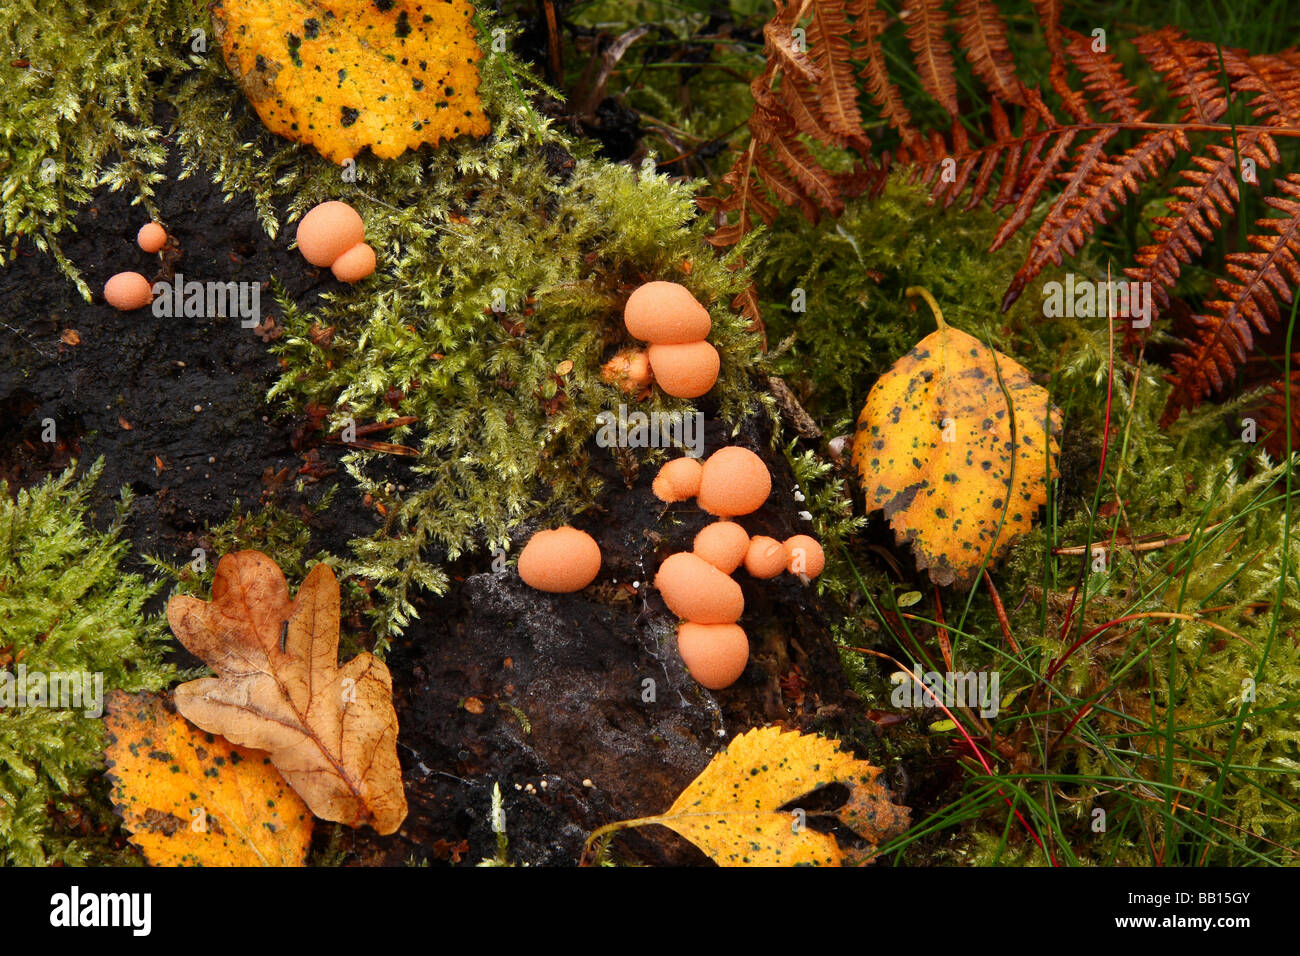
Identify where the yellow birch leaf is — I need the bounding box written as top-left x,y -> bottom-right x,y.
212,0 -> 491,164
589,726 -> 908,867
852,287 -> 1062,586
104,691 -> 313,866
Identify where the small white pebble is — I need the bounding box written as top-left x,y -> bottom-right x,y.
798,511 -> 813,521
582,779 -> 593,788
514,783 -> 522,790
193,404 -> 203,413
208,456 -> 216,464
793,490 -> 806,502
539,780 -> 548,789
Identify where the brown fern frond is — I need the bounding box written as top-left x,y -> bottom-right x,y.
901,0 -> 960,119
1006,130 -> 1185,307
806,0 -> 872,149
700,0 -> 869,247
751,141 -> 821,222
752,102 -> 845,214
1255,366 -> 1300,459
698,141 -> 774,248
1030,0 -> 1090,124
1126,134 -> 1279,320
955,0 -> 1027,107
1164,174 -> 1300,423
762,7 -> 820,85
1219,49 -> 1300,127
1133,27 -> 1228,124
850,0 -> 925,156
1063,28 -> 1142,122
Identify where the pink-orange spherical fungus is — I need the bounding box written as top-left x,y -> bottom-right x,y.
692,521 -> 750,574
330,242 -> 376,283
676,622 -> 749,689
623,281 -> 711,344
647,341 -> 719,398
784,534 -> 825,578
696,446 -> 771,517
744,536 -> 787,579
517,526 -> 601,593
137,222 -> 167,253
296,201 -> 366,267
103,272 -> 154,311
654,552 -> 744,624
652,457 -> 704,503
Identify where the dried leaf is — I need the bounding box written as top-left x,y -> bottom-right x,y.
212,0 -> 491,164
168,551 -> 407,834
852,288 -> 1061,586
592,726 -> 907,867
104,691 -> 312,866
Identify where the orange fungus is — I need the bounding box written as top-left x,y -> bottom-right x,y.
692,521 -> 750,574
623,281 -> 711,344
696,446 -> 771,517
103,272 -> 154,311
676,622 -> 749,689
517,526 -> 602,593
654,552 -> 744,624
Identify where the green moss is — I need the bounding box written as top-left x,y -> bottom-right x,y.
0,0 -> 203,296
0,460 -> 173,865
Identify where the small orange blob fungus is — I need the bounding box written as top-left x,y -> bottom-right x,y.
103,272 -> 154,311
654,552 -> 744,624
330,242 -> 376,283
600,348 -> 653,394
696,446 -> 771,517
652,457 -> 704,503
692,521 -> 750,574
296,200 -> 366,268
676,622 -> 749,690
517,526 -> 602,593
743,535 -> 787,579
647,341 -> 719,398
624,281 -> 711,344
784,534 -> 826,578
137,222 -> 167,253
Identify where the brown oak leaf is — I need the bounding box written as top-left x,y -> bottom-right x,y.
168,551 -> 407,834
